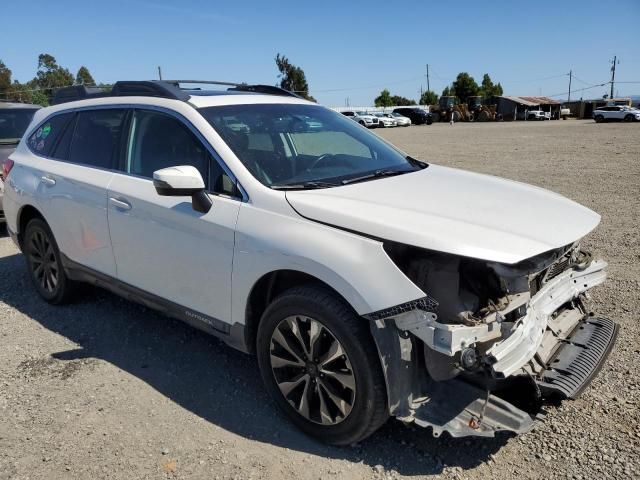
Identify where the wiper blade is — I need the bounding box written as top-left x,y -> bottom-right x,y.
341,169 -> 409,185
271,181 -> 340,190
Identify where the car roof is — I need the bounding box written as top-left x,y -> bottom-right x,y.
0,101 -> 41,110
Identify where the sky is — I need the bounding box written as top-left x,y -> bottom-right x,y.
2,0 -> 639,106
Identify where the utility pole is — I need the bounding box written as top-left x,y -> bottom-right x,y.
426,64 -> 430,92
158,66 -> 163,80
567,70 -> 572,102
609,56 -> 617,100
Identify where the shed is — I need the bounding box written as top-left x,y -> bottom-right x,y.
492,96 -> 562,120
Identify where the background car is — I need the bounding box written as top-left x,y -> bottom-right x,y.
390,112 -> 411,126
341,110 -> 379,128
0,102 -> 41,223
373,112 -> 397,127
527,109 -> 551,121
392,107 -> 433,125
593,105 -> 640,123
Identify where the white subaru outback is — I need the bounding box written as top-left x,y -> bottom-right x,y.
3,80 -> 617,445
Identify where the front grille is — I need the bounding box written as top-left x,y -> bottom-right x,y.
545,258 -> 570,282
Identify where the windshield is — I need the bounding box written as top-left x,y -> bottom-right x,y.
199,104 -> 422,188
0,109 -> 38,143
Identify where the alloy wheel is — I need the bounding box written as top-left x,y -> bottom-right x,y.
28,228 -> 59,294
269,315 -> 356,425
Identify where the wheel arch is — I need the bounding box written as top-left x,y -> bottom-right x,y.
16,204 -> 47,249
243,269 -> 360,354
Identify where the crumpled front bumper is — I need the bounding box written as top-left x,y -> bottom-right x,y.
487,259 -> 608,378
369,258 -> 616,438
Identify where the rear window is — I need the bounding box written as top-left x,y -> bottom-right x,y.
27,113 -> 74,157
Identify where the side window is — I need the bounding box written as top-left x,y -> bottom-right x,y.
28,112 -> 74,157
69,109 -> 126,169
51,114 -> 77,160
128,110 -> 235,196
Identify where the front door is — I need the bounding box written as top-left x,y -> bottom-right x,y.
106,108 -> 240,326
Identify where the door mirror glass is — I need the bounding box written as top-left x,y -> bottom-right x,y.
153,165 -> 212,213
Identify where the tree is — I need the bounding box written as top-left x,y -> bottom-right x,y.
0,59 -> 12,98
390,95 -> 416,106
420,90 -> 438,106
275,53 -> 315,102
441,85 -> 453,97
451,72 -> 479,104
34,53 -> 73,100
75,66 -> 96,86
374,89 -> 393,107
479,73 -> 503,99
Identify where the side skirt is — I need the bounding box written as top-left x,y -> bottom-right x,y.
60,254 -> 250,353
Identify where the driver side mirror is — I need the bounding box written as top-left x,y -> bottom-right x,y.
153,165 -> 213,214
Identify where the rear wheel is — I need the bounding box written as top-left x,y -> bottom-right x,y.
24,218 -> 74,304
256,286 -> 388,445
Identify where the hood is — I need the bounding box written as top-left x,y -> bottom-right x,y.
285,165 -> 600,264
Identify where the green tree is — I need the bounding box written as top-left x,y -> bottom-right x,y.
30,90 -> 49,107
390,95 -> 416,106
478,73 -> 503,99
0,59 -> 12,98
275,53 -> 315,102
419,90 -> 438,105
451,72 -> 479,104
374,89 -> 393,107
75,66 -> 96,86
34,53 -> 74,101
441,85 -> 453,97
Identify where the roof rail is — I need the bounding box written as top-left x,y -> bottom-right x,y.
52,85 -> 108,105
165,80 -> 302,99
51,79 -> 302,105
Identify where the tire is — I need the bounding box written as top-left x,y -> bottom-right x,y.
358,120 -> 365,126
256,286 -> 388,445
426,118 -> 433,125
594,115 -> 604,123
23,218 -> 75,304
624,114 -> 634,122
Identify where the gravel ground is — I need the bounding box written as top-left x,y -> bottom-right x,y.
1,119 -> 638,480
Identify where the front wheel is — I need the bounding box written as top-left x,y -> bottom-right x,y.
594,115 -> 604,123
624,114 -> 634,122
24,218 -> 75,304
256,286 -> 388,445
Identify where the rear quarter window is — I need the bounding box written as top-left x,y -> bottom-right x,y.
28,112 -> 75,157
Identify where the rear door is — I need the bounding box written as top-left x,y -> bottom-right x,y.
106,108 -> 241,326
31,108 -> 126,276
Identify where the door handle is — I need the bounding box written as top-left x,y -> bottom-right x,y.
40,175 -> 56,186
109,197 -> 132,211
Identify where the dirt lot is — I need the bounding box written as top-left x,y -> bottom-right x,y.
1,120 -> 639,480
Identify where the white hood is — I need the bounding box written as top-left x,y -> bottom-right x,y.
285,165 -> 600,264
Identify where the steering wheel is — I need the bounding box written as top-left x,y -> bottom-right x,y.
307,153 -> 335,172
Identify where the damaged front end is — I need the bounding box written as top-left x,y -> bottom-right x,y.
366,242 -> 618,438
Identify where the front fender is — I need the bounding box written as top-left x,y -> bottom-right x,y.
231,203 -> 425,326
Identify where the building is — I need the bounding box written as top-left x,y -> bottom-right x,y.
491,96 -> 562,120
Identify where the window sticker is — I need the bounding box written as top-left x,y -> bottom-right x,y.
42,124 -> 52,139
36,127 -> 43,138
36,140 -> 45,151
